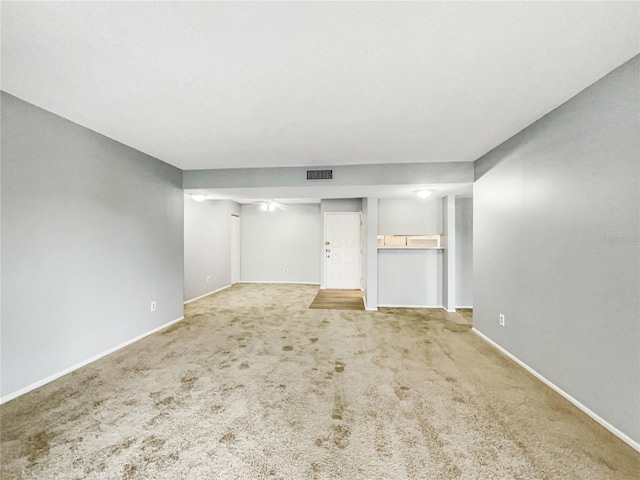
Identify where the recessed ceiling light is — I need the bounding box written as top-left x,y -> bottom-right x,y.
415,189 -> 432,199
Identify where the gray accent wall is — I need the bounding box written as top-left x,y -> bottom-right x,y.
184,199 -> 240,301
474,57 -> 639,444
240,203 -> 321,284
1,93 -> 184,399
455,198 -> 473,307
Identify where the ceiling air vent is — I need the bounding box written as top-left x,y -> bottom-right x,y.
306,169 -> 333,181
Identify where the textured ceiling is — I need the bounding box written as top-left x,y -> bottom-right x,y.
2,2 -> 638,171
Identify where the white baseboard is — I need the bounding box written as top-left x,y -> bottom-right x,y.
456,305 -> 474,309
363,296 -> 378,312
239,281 -> 320,285
184,284 -> 231,304
0,315 -> 185,405
370,304 -> 464,313
472,328 -> 640,453
378,303 -> 444,309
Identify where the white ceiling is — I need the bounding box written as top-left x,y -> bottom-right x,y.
2,2 -> 638,172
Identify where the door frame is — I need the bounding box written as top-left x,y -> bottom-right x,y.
322,212 -> 362,290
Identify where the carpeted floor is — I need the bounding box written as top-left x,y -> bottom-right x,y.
1,284 -> 638,479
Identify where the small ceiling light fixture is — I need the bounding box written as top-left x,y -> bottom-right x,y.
191,194 -> 206,202
260,200 -> 280,212
415,189 -> 432,199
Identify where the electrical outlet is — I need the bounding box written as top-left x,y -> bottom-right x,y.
284,268 -> 289,273
499,313 -> 505,326
151,301 -> 157,312
207,276 -> 211,283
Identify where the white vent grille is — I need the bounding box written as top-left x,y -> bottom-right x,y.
306,169 -> 333,181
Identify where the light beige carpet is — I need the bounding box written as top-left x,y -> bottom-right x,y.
1,284 -> 638,479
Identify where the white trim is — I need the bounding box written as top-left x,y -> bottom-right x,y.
239,281 -> 320,285
363,295 -> 378,312
374,304 -> 462,312
455,305 -> 474,309
1,315 -> 185,405
378,303 -> 444,309
184,284 -> 231,304
472,328 -> 640,453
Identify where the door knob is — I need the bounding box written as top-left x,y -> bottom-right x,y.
326,249 -> 331,252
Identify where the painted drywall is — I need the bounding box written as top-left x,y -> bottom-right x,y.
362,198 -> 378,310
184,162 -> 474,189
320,198 -> 362,214
455,198 -> 473,307
240,203 -> 321,283
474,56 -> 639,445
378,197 -> 442,235
441,196 -> 456,312
1,92 -> 184,399
378,249 -> 442,307
184,199 -> 240,301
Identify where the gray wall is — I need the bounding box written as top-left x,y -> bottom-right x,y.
378,250 -> 442,307
240,203 -> 321,283
320,198 -> 362,214
378,197 -> 442,235
362,198 -> 378,310
184,198 -> 240,301
184,162 -> 473,189
1,92 -> 184,399
474,57 -> 639,444
455,198 -> 473,307
441,196 -> 456,311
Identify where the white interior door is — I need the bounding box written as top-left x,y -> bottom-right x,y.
324,212 -> 362,289
230,215 -> 240,284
